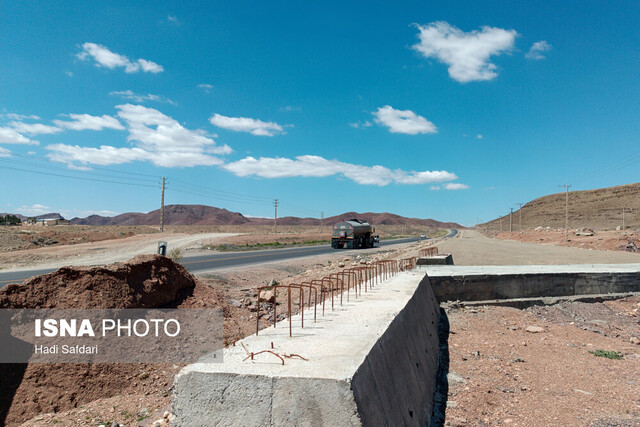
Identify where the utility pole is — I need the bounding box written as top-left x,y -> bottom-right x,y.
622,208 -> 626,231
509,208 -> 513,232
273,199 -> 279,233
558,184 -> 572,241
160,177 -> 166,232
517,203 -> 523,230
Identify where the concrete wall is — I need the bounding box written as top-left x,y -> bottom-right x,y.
172,272 -> 442,426
423,265 -> 640,302
351,274 -> 441,426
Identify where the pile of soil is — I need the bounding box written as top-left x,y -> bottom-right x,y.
0,254 -> 196,309
0,255 -> 244,426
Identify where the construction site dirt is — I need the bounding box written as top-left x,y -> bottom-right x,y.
2,230 -> 639,426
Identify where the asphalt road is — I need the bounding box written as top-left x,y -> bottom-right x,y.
0,235 -> 437,288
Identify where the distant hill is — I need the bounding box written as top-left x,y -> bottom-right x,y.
66,204 -> 465,228
324,212 -> 465,228
70,205 -> 249,226
479,183 -> 640,232
0,212 -> 64,222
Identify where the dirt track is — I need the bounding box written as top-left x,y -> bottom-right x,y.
0,232 -> 240,272
439,230 -> 640,265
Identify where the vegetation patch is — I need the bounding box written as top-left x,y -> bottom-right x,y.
589,349 -> 623,360
204,240 -> 330,252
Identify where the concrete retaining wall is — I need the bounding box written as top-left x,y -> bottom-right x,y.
423,264 -> 640,302
351,275 -> 440,425
173,271 -> 441,426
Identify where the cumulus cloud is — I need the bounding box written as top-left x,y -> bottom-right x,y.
77,43 -> 164,73
110,90 -> 175,105
0,127 -> 38,145
209,113 -> 286,136
373,106 -> 437,135
53,114 -> 125,131
223,155 -> 458,186
47,104 -> 231,168
443,183 -> 469,190
9,122 -> 62,135
525,40 -> 552,60
413,21 -> 517,83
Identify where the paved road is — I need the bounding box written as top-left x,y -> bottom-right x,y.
0,236 -> 428,287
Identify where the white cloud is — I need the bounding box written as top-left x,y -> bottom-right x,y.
47,104 -> 231,168
279,105 -> 301,112
430,186 -> 440,191
110,90 -> 175,105
373,105 -> 437,135
9,121 -> 62,135
0,127 -> 38,145
0,147 -> 11,157
526,40 -> 552,60
53,114 -> 125,131
167,15 -> 180,25
65,71 -> 73,77
197,84 -> 213,93
77,42 -> 164,74
443,183 -> 469,190
476,134 -> 483,139
19,204 -> 52,216
209,113 -> 286,136
413,21 -> 517,83
349,121 -> 372,129
5,113 -> 40,121
223,155 -> 458,186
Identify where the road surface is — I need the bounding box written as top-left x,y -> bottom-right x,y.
0,235 -> 430,287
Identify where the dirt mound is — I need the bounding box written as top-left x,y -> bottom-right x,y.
0,255 -> 207,425
0,254 -> 196,309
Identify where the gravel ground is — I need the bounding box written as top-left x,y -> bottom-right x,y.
438,230 -> 640,426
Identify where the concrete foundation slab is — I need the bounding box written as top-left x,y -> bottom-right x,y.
417,254 -> 454,265
422,264 -> 640,302
173,271 -> 441,426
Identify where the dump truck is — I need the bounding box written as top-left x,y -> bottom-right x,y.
331,219 -> 378,249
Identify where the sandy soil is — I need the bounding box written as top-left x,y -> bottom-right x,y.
0,232 -> 241,272
438,230 -> 640,265
489,228 -> 640,253
443,298 -> 640,426
12,229 -> 640,426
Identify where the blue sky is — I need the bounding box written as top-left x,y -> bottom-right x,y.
1,1 -> 639,226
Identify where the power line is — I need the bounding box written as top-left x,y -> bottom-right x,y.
574,149 -> 640,185
3,153 -> 161,180
169,186 -> 272,206
160,177 -> 166,232
0,164 -> 158,188
273,199 -> 279,233
0,157 -> 159,184
170,179 -> 273,202
558,184 -> 572,241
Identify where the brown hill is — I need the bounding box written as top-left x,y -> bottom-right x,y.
479,183 -> 640,233
70,204 -> 464,229
325,212 -> 465,228
71,205 -> 249,226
